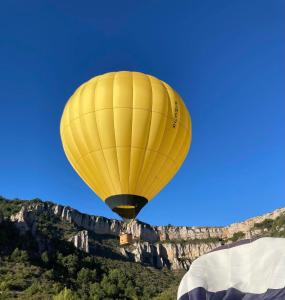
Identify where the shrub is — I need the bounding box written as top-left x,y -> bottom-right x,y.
10,248 -> 29,263
0,280 -> 9,291
25,282 -> 42,296
53,287 -> 76,300
230,231 -> 245,242
41,251 -> 50,265
254,219 -> 274,229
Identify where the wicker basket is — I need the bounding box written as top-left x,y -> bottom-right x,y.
119,233 -> 133,245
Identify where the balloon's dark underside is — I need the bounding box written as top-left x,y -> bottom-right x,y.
179,287 -> 285,300
105,194 -> 148,220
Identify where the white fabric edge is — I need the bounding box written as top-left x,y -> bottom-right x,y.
177,237 -> 285,298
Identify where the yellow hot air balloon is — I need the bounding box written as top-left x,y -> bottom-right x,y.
60,71 -> 191,221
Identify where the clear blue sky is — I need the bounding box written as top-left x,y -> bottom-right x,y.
0,0 -> 284,226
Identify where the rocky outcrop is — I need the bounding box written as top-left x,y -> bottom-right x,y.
10,206 -> 37,234
68,230 -> 89,253
52,204 -> 122,236
120,240 -> 221,270
10,204 -> 50,253
9,200 -> 285,270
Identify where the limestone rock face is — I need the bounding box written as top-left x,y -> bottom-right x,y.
10,204 -> 48,252
9,201 -> 285,270
68,230 -> 89,253
52,204 -> 122,236
10,206 -> 36,234
120,240 -> 220,270
155,225 -> 224,241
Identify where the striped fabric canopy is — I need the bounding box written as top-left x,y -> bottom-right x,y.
177,237 -> 285,300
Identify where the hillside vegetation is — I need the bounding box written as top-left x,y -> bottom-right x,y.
0,197 -> 184,300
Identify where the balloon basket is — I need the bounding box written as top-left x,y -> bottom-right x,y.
119,233 -> 133,246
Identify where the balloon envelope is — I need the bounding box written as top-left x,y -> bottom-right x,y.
178,237 -> 285,300
60,71 -> 191,220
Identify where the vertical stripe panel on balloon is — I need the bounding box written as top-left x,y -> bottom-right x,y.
130,109 -> 152,193
145,158 -> 175,199
148,75 -> 169,116
78,80 -> 101,154
135,120 -> 169,198
138,152 -> 167,196
131,75 -> 153,197
64,121 -> 109,198
90,150 -> 115,196
148,123 -> 189,198
142,86 -> 181,197
76,155 -> 106,198
148,125 -> 190,199
82,154 -> 107,199
61,129 -> 100,197
64,126 -> 81,162
141,117 -> 177,195
129,72 -> 152,194
148,128 -> 191,199
79,79 -> 98,115
60,102 -> 70,130
68,85 -> 83,120
136,82 -> 171,192
94,74 -> 114,111
132,72 -> 152,110
69,82 -> 113,199
145,77 -> 169,152
96,110 -> 117,149
69,119 -> 89,158
113,73 -> 133,193
134,79 -> 169,198
94,86 -> 117,196
102,148 -> 122,195
80,113 -> 101,153
167,93 -> 187,160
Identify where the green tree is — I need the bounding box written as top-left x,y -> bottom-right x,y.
108,269 -> 128,290
57,254 -> 79,276
90,282 -> 106,300
77,267 -> 97,285
100,275 -> 119,298
124,280 -> 137,299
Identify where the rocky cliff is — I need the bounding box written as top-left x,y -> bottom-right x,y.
9,200 -> 285,270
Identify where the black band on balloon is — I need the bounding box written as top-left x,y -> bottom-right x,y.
105,194 -> 148,220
